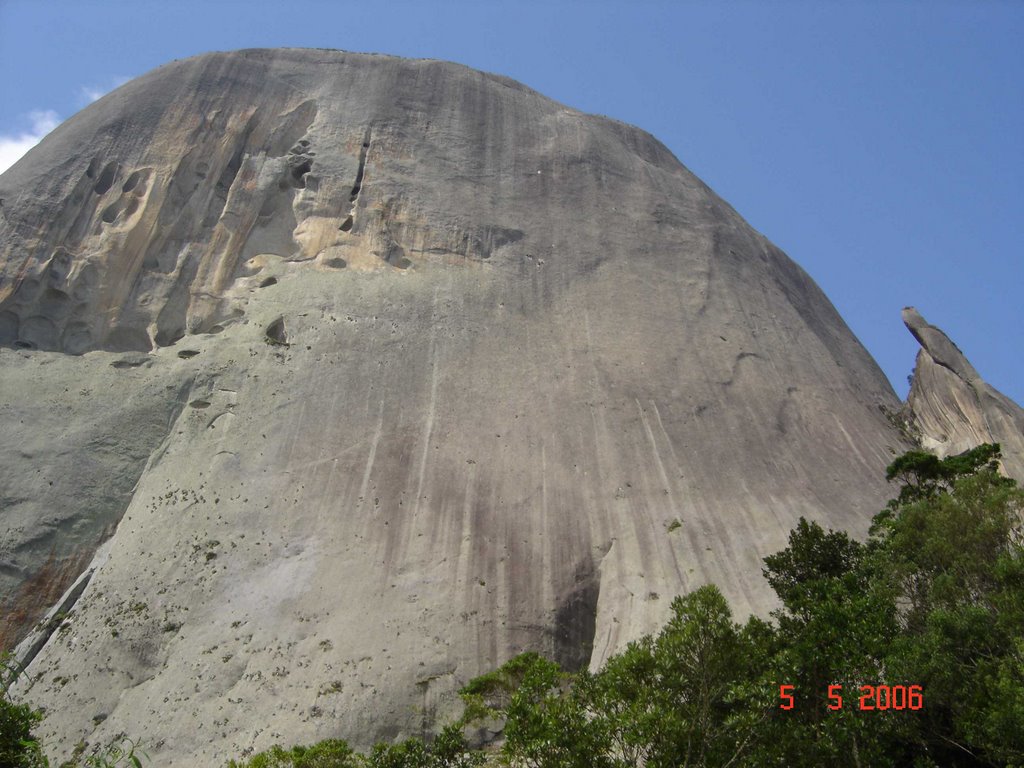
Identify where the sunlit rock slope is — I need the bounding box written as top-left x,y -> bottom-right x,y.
903,307 -> 1024,480
0,48 -> 985,763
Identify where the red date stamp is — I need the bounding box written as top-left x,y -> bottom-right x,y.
779,684 -> 923,711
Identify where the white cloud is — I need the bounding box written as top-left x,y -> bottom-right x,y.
0,75 -> 132,176
0,110 -> 61,175
80,86 -> 106,103
78,76 -> 131,105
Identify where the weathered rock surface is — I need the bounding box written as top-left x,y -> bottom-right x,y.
0,348 -> 190,647
904,307 -> 1024,480
0,48 -> 984,763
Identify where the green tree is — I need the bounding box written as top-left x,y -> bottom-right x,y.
469,652 -> 608,768
879,443 -> 1007,510
577,638 -> 659,767
579,585 -> 772,768
756,519 -> 900,767
363,726 -> 483,768
225,739 -> 359,768
458,652 -> 555,724
873,446 -> 1024,766
644,585 -> 759,767
363,739 -> 431,768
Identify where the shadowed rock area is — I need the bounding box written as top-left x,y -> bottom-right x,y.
0,48 -> 1014,764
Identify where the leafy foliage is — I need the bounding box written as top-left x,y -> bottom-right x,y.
363,726 -> 483,768
872,446 -> 1024,766
881,442 -> 1007,508
225,739 -> 359,768
226,728 -> 481,768
2,653 -> 46,768
72,738 -> 147,768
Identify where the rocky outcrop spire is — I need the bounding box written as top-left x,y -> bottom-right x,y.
904,307 -> 1024,479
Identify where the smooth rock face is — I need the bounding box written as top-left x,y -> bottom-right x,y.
0,348 -> 190,648
903,307 -> 1024,480
1,48 -> 923,763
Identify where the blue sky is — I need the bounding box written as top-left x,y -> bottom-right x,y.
1,0 -> 1021,405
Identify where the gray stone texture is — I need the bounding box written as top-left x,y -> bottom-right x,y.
0,49 -> 1013,763
903,307 -> 1024,479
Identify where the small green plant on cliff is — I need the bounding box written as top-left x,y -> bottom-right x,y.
2,656 -> 147,768
1,652 -> 46,768
225,739 -> 359,768
53,738 -> 148,768
878,402 -> 922,448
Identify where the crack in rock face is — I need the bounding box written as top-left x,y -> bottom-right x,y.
2,48 -> 1019,765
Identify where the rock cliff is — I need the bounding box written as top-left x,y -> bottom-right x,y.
0,49 -> 1011,763
903,307 -> 1024,480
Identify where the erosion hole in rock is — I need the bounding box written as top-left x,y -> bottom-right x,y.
122,171 -> 142,193
178,349 -> 200,359
72,264 -> 99,301
100,202 -> 122,224
47,249 -> 73,284
13,340 -> 35,350
110,354 -> 149,369
0,311 -> 19,343
348,130 -> 371,202
384,244 -> 412,270
14,277 -> 41,304
259,277 -> 278,288
290,159 -> 313,189
41,288 -> 70,305
85,157 -> 101,179
215,148 -> 244,198
339,215 -> 353,232
93,162 -> 117,195
189,400 -> 211,409
39,289 -> 72,321
324,258 -> 347,269
62,323 -> 93,355
105,326 -> 152,352
21,315 -> 58,349
265,317 -> 288,345
155,327 -> 185,347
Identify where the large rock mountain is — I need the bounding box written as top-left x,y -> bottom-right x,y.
0,49 -> 1018,764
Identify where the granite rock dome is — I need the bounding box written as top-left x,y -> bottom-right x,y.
1,49 -> 1015,764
